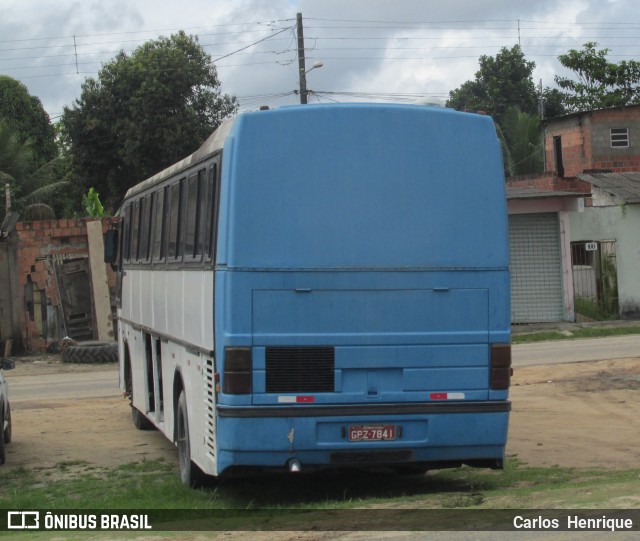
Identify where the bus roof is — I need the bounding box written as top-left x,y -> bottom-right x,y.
123,103 -> 487,201
124,115 -> 237,199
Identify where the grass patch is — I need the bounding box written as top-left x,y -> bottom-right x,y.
1,459 -> 639,533
574,296 -> 618,321
2,458 -> 639,519
512,325 -> 640,343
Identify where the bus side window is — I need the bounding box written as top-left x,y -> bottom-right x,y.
168,179 -> 185,261
122,204 -> 131,263
194,168 -> 208,258
130,199 -> 141,262
139,193 -> 153,263
185,172 -> 199,259
204,161 -> 218,261
153,187 -> 167,262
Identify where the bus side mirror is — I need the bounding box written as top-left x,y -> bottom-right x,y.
104,229 -> 119,265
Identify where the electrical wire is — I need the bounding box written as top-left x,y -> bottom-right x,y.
4,14 -> 640,118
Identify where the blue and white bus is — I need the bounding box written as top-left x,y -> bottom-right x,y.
111,103 -> 511,485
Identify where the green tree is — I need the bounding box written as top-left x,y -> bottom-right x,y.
447,45 -> 538,125
62,31 -> 238,209
555,42 -> 640,112
0,76 -> 57,164
0,120 -> 68,221
447,46 -> 553,175
540,87 -> 568,119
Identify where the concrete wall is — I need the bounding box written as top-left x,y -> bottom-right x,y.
569,198 -> 640,318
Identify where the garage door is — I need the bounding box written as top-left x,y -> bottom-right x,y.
509,213 -> 564,323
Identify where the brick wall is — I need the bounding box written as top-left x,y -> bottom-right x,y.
545,107 -> 640,176
13,217 -> 117,352
507,172 -> 592,194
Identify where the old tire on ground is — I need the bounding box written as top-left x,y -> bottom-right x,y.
61,341 -> 118,364
177,391 -> 206,487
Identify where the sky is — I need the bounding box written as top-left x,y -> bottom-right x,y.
1,0 -> 639,121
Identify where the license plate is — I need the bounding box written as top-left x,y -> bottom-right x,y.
348,424 -> 397,442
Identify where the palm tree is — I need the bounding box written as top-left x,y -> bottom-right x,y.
499,107 -> 544,177
0,119 -> 69,221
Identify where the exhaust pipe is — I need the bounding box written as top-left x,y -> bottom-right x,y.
288,458 -> 302,473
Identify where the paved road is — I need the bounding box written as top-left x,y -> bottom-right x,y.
9,367 -> 119,403
512,334 -> 640,367
8,334 -> 639,402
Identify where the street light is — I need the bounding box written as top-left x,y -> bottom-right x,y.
306,61 -> 324,74
299,61 -> 323,104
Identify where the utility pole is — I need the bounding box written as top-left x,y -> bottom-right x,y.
539,79 -> 546,171
297,12 -> 308,104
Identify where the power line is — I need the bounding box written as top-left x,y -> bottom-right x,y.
0,20 -> 295,44
0,29 -> 291,54
210,26 -> 293,62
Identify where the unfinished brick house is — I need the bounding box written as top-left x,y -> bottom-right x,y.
547,105 -> 640,319
0,216 -> 117,353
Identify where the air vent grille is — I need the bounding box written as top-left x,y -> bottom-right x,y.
266,347 -> 335,393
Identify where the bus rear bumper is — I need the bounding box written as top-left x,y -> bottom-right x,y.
214,405 -> 509,476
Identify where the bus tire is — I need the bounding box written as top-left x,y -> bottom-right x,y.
123,354 -> 155,431
61,341 -> 118,364
3,402 -> 11,444
0,407 -> 6,465
131,406 -> 154,430
177,390 -> 206,488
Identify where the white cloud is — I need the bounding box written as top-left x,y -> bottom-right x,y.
1,0 -> 638,116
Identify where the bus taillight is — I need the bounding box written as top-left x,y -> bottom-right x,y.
490,344 -> 512,390
223,347 -> 252,394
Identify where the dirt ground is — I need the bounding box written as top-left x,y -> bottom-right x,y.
2,354 -> 640,476
3,356 -> 178,474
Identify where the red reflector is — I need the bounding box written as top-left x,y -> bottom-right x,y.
430,393 -> 447,400
296,396 -> 315,403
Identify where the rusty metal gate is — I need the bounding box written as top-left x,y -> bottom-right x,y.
54,256 -> 95,340
571,240 -> 619,320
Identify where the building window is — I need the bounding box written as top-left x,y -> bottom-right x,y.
610,128 -> 629,148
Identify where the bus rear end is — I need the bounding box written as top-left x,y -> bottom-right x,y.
213,103 -> 510,475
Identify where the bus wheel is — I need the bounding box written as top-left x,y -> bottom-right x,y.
0,408 -> 6,465
125,359 -> 154,431
3,402 -> 11,444
177,391 -> 206,487
131,406 -> 154,430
